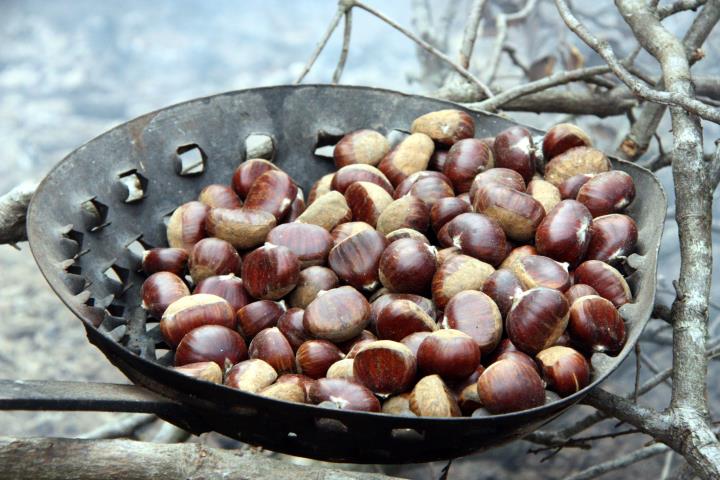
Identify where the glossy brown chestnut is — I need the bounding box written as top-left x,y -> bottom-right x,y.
378,133 -> 435,186
535,200 -> 593,266
569,295 -> 626,355
378,238 -> 437,294
244,170 -> 298,220
429,148 -> 448,172
331,164 -> 394,195
337,330 -> 378,354
248,327 -> 296,374
576,170 -> 636,217
457,383 -> 484,415
206,207 -> 276,250
303,286 -> 370,342
173,361 -> 223,384
558,173 -> 593,200
385,228 -> 430,245
397,173 -> 455,207
242,244 -> 300,300
394,171 -> 451,197
188,237 -> 242,284
330,221 -> 374,246
430,197 -> 472,234
142,248 -> 188,276
275,308 -> 310,351
353,340 -> 417,395
409,375 -> 461,417
231,159 -> 279,199
225,359 -> 277,393
333,129 -> 391,168
472,184 -> 545,242
431,254 -> 495,310
237,300 -> 286,339
481,269 -> 524,319
469,168 -> 526,203
564,284 -> 599,306
445,213 -> 507,267
175,324 -> 247,368
198,184 -> 243,209
436,222 -> 453,248
417,330 -> 480,381
493,126 -> 536,183
259,381 -> 307,403
510,255 -> 571,291
476,359 -> 545,414
544,146 -> 611,187
536,346 -> 591,397
166,201 -> 209,251
344,181 -> 394,227
141,271 -> 190,319
495,350 -> 538,373
281,189 -> 306,222
160,293 -> 235,347
376,195 -> 430,235
506,287 -> 570,355
295,339 -> 344,379
287,266 -> 339,309
309,378 -> 381,412
484,338 -> 519,365
368,293 -> 436,334
328,228 -> 388,292
382,393 -> 415,416
542,123 -> 592,161
410,109 -> 475,145
267,223 -> 333,268
585,214 -> 638,264
527,178 -> 561,214
376,299 -> 438,341
307,173 -> 334,204
574,260 -> 632,307
443,139 -> 494,193
296,191 -> 352,231
400,331 -> 432,357
194,274 -> 251,313
443,290 -> 503,355
499,245 -> 537,270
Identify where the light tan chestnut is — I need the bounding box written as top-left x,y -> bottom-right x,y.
296,191 -> 352,231
303,286 -> 371,342
173,361 -> 223,384
376,195 -> 430,235
381,392 -> 415,416
224,359 -> 278,393
258,381 -> 307,403
431,254 -> 495,310
206,207 -> 276,250
527,179 -> 561,214
410,109 -> 475,146
326,358 -> 356,380
334,129 -> 391,168
409,374 -> 461,417
544,146 -> 611,187
307,173 -> 334,205
378,133 -> 435,186
473,184 -> 545,242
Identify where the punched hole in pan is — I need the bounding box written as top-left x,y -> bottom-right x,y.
314,128 -> 344,161
314,417 -> 349,434
390,428 -> 425,443
117,170 -> 148,203
245,133 -> 275,160
79,198 -> 109,231
176,144 -> 206,176
387,128 -> 410,148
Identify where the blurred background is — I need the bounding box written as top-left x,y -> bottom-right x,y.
1,0 -> 720,478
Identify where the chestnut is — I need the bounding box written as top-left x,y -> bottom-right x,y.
328,228 -> 388,292
175,324 -> 247,369
536,346 -> 591,397
173,361 -> 223,384
330,221 -> 374,246
344,181 -> 394,227
231,158 -> 278,199
378,133 -> 435,186
576,170 -> 636,217
443,290 -> 503,355
535,200 -> 593,266
237,300 -> 286,339
544,146 -> 611,187
141,271 -> 190,319
287,266 -> 339,309
469,168 -> 526,202
378,238 -> 437,294
409,375 -> 461,417
510,255 -> 571,291
376,195 -> 430,235
188,237 -> 242,284
457,383 -> 484,415
160,293 -> 236,347
457,192 -> 471,205
382,393 -> 415,416
410,109 -> 475,145
326,358 -> 356,380
499,245 -> 537,270
331,164 -> 394,195
307,173 -> 334,204
445,213 -> 507,267
585,214 -> 638,264
569,295 -> 626,355
481,269 -> 524,319
430,197 -> 472,234
376,299 -> 438,341
564,284 -> 599,306
206,207 -> 276,250
431,254 -> 495,310
309,378 -> 381,412
506,287 -> 569,355
276,308 -> 310,351
166,201 -> 209,251
394,170 -> 451,196
385,228 -> 430,245
484,338 -> 519,364
303,286 -> 370,342
443,139 -> 494,193
368,293 -> 436,334
436,222 -> 453,248
244,170 -> 298,220
333,129 -> 390,168
249,327 -> 296,374
296,191 -> 352,231
495,350 -> 538,373
337,330 -> 378,354
417,330 -> 480,381
558,173 -> 593,199
397,173 -> 455,207
194,274 -> 251,313
542,123 -> 592,161
142,248 -> 188,276
574,260 -> 632,307
436,246 -> 461,265
353,340 -> 417,395
493,126 -> 536,183
266,223 -> 333,268
242,244 -> 300,300
225,359 -> 278,393
276,373 -> 316,401
429,148 -> 449,172
476,359 -> 545,414
198,184 -> 243,209
281,189 -> 306,222
259,381 -> 306,403
527,179 -> 561,214
295,339 -> 344,379
472,184 -> 545,242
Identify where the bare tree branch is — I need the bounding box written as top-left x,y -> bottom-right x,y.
295,4 -> 346,84
77,414 -> 156,440
458,0 -> 487,69
332,10 -> 353,84
657,0 -> 707,18
564,443 -> 670,480
0,182 -> 35,246
485,0 -> 539,85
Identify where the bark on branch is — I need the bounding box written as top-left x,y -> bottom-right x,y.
0,182 -> 35,245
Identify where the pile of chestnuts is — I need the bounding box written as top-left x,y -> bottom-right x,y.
140,110 -> 637,417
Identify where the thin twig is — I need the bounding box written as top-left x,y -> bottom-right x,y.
658,0 -> 708,18
332,10 -> 353,84
634,343 -> 642,402
564,444 -> 669,480
458,0 -> 487,69
294,5 -> 346,84
485,0 -> 539,84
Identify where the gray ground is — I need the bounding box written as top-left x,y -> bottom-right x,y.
1,1 -> 720,478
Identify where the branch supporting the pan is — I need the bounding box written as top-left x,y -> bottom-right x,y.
0,182 -> 35,246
